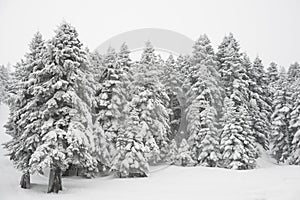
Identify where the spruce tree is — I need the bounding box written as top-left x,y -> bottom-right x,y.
220,98 -> 257,169
161,55 -> 182,139
111,99 -> 149,177
217,33 -> 257,169
271,72 -> 292,163
288,78 -> 300,165
287,62 -> 300,83
175,139 -> 195,166
247,56 -> 272,150
93,46 -> 127,171
4,32 -> 46,189
26,22 -> 98,193
186,35 -> 222,167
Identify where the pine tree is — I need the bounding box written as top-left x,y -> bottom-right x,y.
112,42 -> 170,175
111,100 -> 149,177
165,139 -> 178,163
93,46 -> 129,171
186,35 -> 222,167
288,78 -> 300,165
266,62 -> 280,97
287,62 -> 300,83
134,42 -> 170,164
271,72 -> 292,163
220,98 -> 257,169
4,32 -> 46,189
247,56 -> 272,150
267,62 -> 279,84
24,22 -> 98,193
0,64 -> 10,104
161,55 -> 182,139
175,139 -> 196,166
217,33 -> 258,169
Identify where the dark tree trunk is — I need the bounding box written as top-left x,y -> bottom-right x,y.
48,167 -> 62,193
20,172 -> 30,189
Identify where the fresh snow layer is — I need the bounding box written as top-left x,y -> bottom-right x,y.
1,105 -> 300,200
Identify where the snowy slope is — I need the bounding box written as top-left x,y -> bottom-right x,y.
0,104 -> 300,200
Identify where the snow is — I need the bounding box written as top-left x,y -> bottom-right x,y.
1,104 -> 300,200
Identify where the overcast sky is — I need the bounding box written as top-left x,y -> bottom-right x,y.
0,0 -> 299,68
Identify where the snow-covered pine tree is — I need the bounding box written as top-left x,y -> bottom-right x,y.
217,33 -> 258,169
271,71 -> 293,163
246,56 -> 272,150
111,98 -> 149,177
86,47 -> 104,79
287,62 -> 300,83
135,42 -> 170,164
220,98 -> 257,169
0,64 -> 10,104
267,62 -> 279,84
165,139 -> 178,163
266,62 -> 280,96
161,55 -> 182,140
186,34 -> 222,167
4,32 -> 46,189
25,22 -> 98,193
93,46 -> 128,172
140,40 -> 158,66
175,139 -> 196,166
288,78 -> 300,165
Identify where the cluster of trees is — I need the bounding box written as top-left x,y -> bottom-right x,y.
2,22 -> 300,193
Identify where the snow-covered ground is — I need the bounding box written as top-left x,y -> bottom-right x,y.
0,104 -> 300,200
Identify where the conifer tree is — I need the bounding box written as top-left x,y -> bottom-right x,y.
0,64 -> 10,104
93,46 -> 128,171
4,32 -> 46,189
271,72 -> 292,163
111,101 -> 149,177
220,98 -> 257,169
165,139 -> 178,163
288,78 -> 300,165
175,139 -> 195,166
247,56 -> 272,150
161,55 -> 182,139
25,22 -> 98,193
287,62 -> 300,83
217,33 -> 258,169
186,35 -> 222,167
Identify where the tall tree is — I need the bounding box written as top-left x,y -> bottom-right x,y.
186,35 -> 222,167
247,56 -> 272,150
4,32 -> 46,189
288,78 -> 300,165
271,71 -> 292,163
217,33 -> 258,169
161,55 -> 182,139
26,22 -> 98,193
93,46 -> 126,170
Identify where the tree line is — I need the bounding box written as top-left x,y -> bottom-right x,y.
1,21 -> 299,193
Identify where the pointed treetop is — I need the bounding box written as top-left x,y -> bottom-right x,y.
119,42 -> 130,55
218,33 -> 240,53
192,34 -> 214,64
287,62 -> 300,81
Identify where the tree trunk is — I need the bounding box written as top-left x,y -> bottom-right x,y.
48,167 -> 62,193
20,172 -> 30,189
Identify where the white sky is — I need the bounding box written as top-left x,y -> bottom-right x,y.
0,0 -> 299,68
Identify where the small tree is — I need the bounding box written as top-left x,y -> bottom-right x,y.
175,139 -> 196,166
